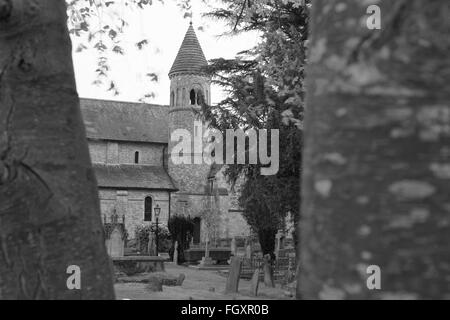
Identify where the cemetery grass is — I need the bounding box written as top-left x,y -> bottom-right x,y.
115,263 -> 291,300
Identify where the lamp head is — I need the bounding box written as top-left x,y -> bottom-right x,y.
154,204 -> 161,218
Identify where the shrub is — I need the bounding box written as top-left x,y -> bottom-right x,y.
135,224 -> 171,254
167,215 -> 194,264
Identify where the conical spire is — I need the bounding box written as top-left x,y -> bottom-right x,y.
169,24 -> 208,77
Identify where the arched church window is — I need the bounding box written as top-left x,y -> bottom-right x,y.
170,91 -> 174,106
144,196 -> 152,221
182,88 -> 186,105
193,218 -> 201,244
197,90 -> 203,105
134,151 -> 139,164
176,88 -> 181,106
190,89 -> 196,105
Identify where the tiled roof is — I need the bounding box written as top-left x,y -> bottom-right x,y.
93,164 -> 177,191
80,98 -> 169,143
169,23 -> 208,76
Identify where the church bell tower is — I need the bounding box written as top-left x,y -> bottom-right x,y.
168,23 -> 212,206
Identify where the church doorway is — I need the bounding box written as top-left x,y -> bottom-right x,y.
193,217 -> 201,245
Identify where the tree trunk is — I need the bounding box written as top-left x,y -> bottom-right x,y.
0,0 -> 115,299
299,0 -> 450,299
258,228 -> 277,261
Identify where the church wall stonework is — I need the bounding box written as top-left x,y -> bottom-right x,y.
89,24 -> 254,250
99,188 -> 170,238
167,69 -> 252,242
106,142 -> 119,164
168,163 -> 211,194
170,193 -> 251,243
89,140 -> 166,166
170,74 -> 211,107
221,210 -> 250,239
89,141 -> 107,163
118,142 -> 165,166
170,194 -> 208,217
168,73 -> 212,196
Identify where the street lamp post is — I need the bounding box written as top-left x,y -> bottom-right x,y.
154,204 -> 161,256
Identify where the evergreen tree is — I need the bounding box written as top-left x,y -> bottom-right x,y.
201,0 -> 308,259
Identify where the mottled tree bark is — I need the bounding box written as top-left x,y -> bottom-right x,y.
0,0 -> 115,299
299,0 -> 450,299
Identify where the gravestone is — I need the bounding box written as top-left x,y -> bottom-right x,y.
250,268 -> 260,297
245,242 -> 253,259
148,232 -> 156,256
275,233 -> 282,259
109,228 -> 124,257
275,231 -> 285,259
205,238 -> 210,258
200,256 -> 214,266
104,208 -> 127,258
231,237 -> 237,256
225,257 -> 242,294
173,241 -> 179,264
200,239 -> 214,266
176,273 -> 186,286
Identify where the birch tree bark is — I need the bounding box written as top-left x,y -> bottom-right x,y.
299,0 -> 450,299
0,0 -> 114,299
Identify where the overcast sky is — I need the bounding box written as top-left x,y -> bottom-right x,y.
71,0 -> 260,106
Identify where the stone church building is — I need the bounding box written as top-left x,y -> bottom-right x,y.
80,24 -> 250,244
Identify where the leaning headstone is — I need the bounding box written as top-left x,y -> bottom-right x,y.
225,257 -> 242,294
173,241 -> 179,264
263,254 -> 275,288
250,268 -> 260,296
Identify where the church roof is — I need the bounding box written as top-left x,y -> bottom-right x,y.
80,98 -> 169,143
93,164 -> 177,191
169,23 -> 208,77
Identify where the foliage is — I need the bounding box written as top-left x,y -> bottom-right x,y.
167,215 -> 195,264
103,223 -> 128,240
134,223 -> 171,254
200,0 -> 308,258
66,0 -> 190,99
